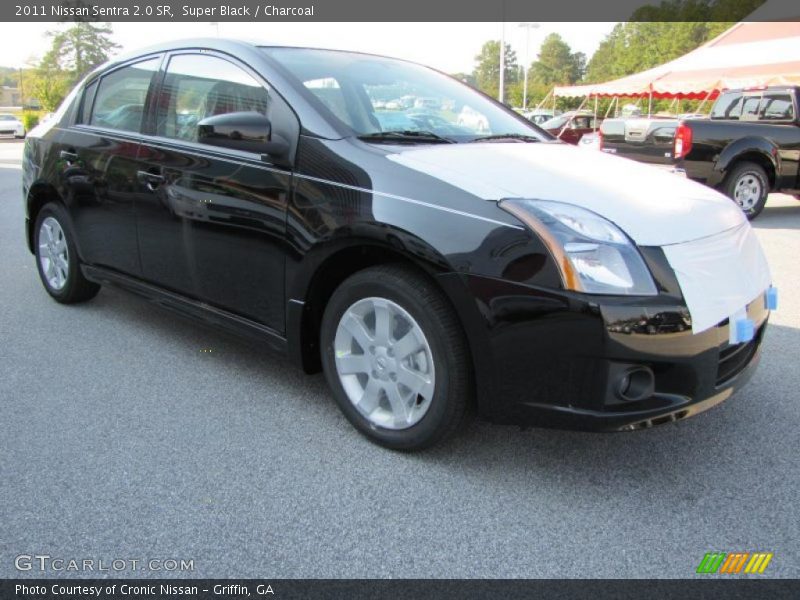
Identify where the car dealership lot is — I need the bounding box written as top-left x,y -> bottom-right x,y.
0,139 -> 798,578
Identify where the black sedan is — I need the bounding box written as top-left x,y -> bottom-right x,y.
22,39 -> 773,449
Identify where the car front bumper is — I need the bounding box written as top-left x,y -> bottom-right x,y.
444,270 -> 768,432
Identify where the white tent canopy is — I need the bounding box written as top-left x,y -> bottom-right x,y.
554,21 -> 800,99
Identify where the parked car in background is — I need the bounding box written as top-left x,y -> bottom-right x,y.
0,113 -> 25,138
598,117 -> 679,166
578,131 -> 601,151
541,111 -> 601,144
524,108 -> 561,125
405,111 -> 472,136
671,86 -> 800,218
456,105 -> 489,132
414,97 -> 440,110
595,87 -> 800,219
22,39 -> 772,450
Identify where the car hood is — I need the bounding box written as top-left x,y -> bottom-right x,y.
386,141 -> 746,246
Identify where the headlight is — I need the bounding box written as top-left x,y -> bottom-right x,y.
499,199 -> 657,296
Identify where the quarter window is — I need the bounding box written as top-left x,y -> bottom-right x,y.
89,58 -> 160,133
157,54 -> 270,144
710,91 -> 742,120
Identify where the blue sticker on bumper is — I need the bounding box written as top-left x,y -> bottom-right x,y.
735,318 -> 755,344
765,287 -> 778,311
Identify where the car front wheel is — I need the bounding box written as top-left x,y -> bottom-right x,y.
320,264 -> 472,450
34,203 -> 100,303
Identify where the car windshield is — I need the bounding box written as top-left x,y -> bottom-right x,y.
262,47 -> 544,142
0,115 -> 16,121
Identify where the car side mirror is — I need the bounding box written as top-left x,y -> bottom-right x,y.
197,111 -> 289,161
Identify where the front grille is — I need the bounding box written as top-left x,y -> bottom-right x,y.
716,333 -> 760,386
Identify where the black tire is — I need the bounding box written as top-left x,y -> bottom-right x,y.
722,161 -> 769,220
34,203 -> 100,304
320,264 -> 472,451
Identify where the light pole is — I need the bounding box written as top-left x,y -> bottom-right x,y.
18,67 -> 24,110
499,22 -> 505,103
518,22 -> 540,110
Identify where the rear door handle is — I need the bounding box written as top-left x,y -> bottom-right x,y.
137,170 -> 165,191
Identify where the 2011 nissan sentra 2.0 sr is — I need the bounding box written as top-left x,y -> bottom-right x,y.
22,39 -> 773,450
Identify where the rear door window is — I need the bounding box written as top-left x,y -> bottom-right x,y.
89,58 -> 160,133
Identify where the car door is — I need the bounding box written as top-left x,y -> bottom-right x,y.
55,55 -> 162,276
134,51 -> 297,333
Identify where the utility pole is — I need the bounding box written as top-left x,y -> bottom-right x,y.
18,67 -> 24,110
499,22 -> 505,103
518,22 -> 540,110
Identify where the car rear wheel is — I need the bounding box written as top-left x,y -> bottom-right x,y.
320,264 -> 472,450
723,161 -> 769,220
34,203 -> 100,304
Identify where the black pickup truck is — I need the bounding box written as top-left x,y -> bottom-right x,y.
599,86 -> 800,219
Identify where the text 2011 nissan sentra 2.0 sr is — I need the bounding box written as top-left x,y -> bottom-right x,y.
22,39 -> 775,450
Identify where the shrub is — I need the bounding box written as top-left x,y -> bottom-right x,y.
22,112 -> 40,132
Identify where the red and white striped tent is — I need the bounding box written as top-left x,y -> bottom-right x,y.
554,21 -> 800,100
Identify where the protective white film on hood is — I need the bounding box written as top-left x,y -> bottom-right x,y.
662,223 -> 771,334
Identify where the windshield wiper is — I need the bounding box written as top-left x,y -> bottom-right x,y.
468,133 -> 541,143
359,130 -> 455,144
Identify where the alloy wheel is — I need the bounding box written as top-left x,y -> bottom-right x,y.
333,297 -> 435,430
38,216 -> 70,291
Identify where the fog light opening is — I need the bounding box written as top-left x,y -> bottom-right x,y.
616,366 -> 655,402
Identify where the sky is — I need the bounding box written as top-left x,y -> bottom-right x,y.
0,21 -> 616,72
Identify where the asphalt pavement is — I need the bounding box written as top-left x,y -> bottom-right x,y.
1,139 -> 798,578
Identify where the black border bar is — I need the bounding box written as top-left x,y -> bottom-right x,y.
2,579 -> 800,600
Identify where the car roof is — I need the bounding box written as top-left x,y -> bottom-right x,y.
110,38 -> 414,69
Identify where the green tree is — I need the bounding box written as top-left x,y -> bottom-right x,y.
472,40 -> 520,100
450,72 -> 477,88
529,33 -> 585,86
27,22 -> 119,111
584,0 -> 766,84
41,22 -> 119,82
27,64 -> 71,111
